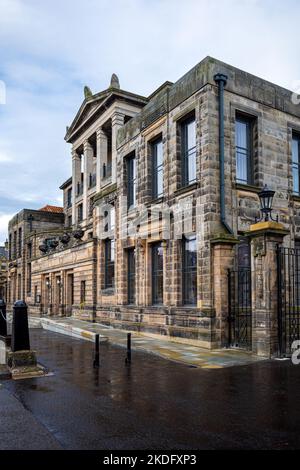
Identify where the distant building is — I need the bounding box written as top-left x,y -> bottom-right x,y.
7,206 -> 64,306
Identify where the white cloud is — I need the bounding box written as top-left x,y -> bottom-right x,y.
0,213 -> 13,244
0,0 -> 299,245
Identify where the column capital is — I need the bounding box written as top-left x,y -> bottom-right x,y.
96,127 -> 107,139
111,111 -> 125,126
83,140 -> 93,152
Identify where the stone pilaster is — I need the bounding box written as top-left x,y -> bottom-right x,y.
111,112 -> 124,183
211,236 -> 239,347
248,221 -> 288,357
83,141 -> 94,221
72,148 -> 81,225
96,128 -> 108,191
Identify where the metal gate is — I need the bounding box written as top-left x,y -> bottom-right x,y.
228,268 -> 252,350
277,246 -> 300,356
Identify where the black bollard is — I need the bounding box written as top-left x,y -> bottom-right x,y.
0,299 -> 7,337
11,301 -> 30,352
93,334 -> 100,368
125,333 -> 131,364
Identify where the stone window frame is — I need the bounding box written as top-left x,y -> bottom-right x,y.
230,103 -> 262,190
146,132 -> 164,202
176,110 -> 197,190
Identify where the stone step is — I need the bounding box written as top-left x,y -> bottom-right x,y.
40,318 -> 108,343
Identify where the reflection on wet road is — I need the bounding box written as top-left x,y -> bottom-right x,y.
4,329 -> 300,449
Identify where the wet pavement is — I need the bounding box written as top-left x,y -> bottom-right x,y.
40,316 -> 265,369
2,328 -> 300,450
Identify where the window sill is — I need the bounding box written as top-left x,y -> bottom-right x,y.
101,288 -> 115,296
174,182 -> 198,197
151,196 -> 164,204
235,182 -> 261,194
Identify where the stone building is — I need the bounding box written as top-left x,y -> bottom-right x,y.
0,242 -> 8,300
7,206 -> 64,310
8,56 -> 300,356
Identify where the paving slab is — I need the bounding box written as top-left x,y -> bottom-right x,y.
36,316 -> 266,369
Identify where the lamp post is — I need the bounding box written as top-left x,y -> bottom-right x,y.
255,184 -> 278,222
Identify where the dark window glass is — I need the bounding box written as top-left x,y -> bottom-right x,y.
27,263 -> 31,294
181,117 -> 196,186
105,239 -> 115,289
152,138 -> 163,198
80,280 -> 86,303
18,227 -> 22,257
235,115 -> 253,184
152,242 -> 163,304
127,248 -> 136,304
127,155 -> 136,208
292,134 -> 300,195
67,188 -> 72,208
238,238 -> 251,269
183,236 -> 197,305
237,238 -> 251,307
78,204 -> 83,223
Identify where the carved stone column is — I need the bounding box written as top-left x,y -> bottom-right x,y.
111,112 -> 124,183
83,140 -> 94,221
72,148 -> 81,225
96,128 -> 107,192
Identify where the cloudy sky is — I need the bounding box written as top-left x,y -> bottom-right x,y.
0,0 -> 299,243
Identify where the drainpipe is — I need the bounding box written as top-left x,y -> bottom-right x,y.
214,73 -> 234,235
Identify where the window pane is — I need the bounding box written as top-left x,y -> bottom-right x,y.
183,236 -> 197,305
293,166 -> 299,194
152,243 -> 163,304
187,120 -> 196,150
157,168 -> 163,197
235,120 -> 247,148
156,140 -> 163,166
236,151 -> 248,183
292,137 -> 299,164
188,150 -> 196,184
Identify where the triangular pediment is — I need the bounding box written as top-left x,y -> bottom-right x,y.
65,91 -> 110,141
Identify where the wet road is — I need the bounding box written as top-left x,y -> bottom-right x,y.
3,329 -> 300,449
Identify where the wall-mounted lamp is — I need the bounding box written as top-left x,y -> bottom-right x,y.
255,184 -> 278,223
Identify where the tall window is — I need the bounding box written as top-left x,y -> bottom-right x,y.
181,116 -> 196,186
151,138 -> 163,198
27,263 -> 31,294
182,236 -> 197,305
292,133 -> 300,195
67,188 -> 72,208
9,234 -> 11,260
235,114 -> 253,185
77,203 -> 83,223
80,280 -> 86,303
127,248 -> 136,304
104,239 -> 115,288
152,242 -> 163,304
18,227 -> 22,257
127,154 -> 136,208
